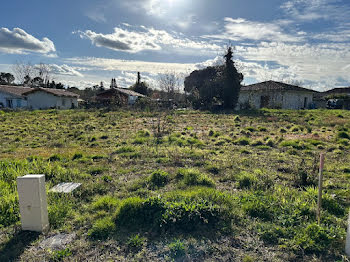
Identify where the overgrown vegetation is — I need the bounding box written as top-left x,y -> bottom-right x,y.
0,109 -> 350,261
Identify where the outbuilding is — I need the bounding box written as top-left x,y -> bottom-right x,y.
237,81 -> 317,110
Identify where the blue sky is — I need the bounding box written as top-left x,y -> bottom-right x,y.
0,0 -> 349,90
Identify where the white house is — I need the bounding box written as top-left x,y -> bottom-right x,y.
0,85 -> 79,109
237,81 -> 317,110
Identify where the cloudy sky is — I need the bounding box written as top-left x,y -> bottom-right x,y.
0,0 -> 349,90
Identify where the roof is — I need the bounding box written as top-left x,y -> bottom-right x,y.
324,87 -> 350,94
0,85 -> 33,97
96,88 -> 146,98
0,85 -> 79,98
242,81 -> 318,93
24,87 -> 79,98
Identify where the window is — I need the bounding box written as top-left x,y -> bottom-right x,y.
304,97 -> 308,108
6,99 -> 13,108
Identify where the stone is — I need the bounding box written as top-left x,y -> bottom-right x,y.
50,182 -> 81,193
17,174 -> 49,232
39,233 -> 76,250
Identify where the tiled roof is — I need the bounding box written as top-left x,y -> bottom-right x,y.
242,81 -> 318,93
0,85 -> 32,97
324,87 -> 350,94
24,87 -> 79,98
0,85 -> 79,98
97,88 -> 146,97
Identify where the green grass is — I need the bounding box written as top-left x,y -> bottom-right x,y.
0,109 -> 350,261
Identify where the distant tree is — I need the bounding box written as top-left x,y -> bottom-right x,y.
13,61 -> 53,87
184,47 -> 243,109
23,75 -> 32,86
32,76 -> 44,86
12,61 -> 35,85
0,72 -> 15,85
55,83 -> 64,89
158,71 -> 181,100
35,63 -> 51,86
130,72 -> 149,95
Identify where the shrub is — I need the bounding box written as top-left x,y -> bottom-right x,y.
251,140 -> 264,147
237,172 -> 258,189
236,137 -> 250,145
177,168 -> 215,187
88,216 -> 115,239
114,197 -> 165,231
293,223 -> 342,253
168,240 -> 186,259
48,154 -> 62,162
337,131 -> 350,140
92,195 -> 119,212
206,164 -> 220,175
149,170 -> 169,188
127,234 -> 146,252
114,188 -> 239,234
72,153 -> 83,160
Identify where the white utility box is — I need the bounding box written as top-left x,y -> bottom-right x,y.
17,174 -> 49,232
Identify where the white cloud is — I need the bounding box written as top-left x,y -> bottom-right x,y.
281,0 -> 350,22
0,27 -> 56,55
236,41 -> 350,89
77,25 -> 221,54
65,57 -> 195,74
49,64 -> 83,77
204,18 -> 302,42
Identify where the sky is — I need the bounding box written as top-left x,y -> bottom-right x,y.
0,0 -> 349,91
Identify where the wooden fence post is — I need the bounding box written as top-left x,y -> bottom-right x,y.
317,153 -> 325,225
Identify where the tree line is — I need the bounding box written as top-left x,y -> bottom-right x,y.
1,47 -> 244,110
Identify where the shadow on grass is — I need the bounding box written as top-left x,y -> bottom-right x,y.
0,230 -> 40,262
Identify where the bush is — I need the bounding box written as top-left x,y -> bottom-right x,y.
127,234 -> 146,252
236,137 -> 250,145
114,188 -> 239,233
177,168 -> 215,187
293,223 -> 342,253
88,216 -> 115,239
168,240 -> 186,259
237,172 -> 258,189
92,195 -> 119,212
337,131 -> 350,140
149,170 -> 169,188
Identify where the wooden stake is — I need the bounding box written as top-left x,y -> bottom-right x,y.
317,153 -> 325,225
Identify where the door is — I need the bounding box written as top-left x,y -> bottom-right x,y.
260,96 -> 270,108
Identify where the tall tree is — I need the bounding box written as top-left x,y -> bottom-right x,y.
223,47 -> 243,109
184,47 -> 243,110
130,72 -> 149,95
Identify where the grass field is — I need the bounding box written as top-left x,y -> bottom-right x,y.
1,108 -> 350,261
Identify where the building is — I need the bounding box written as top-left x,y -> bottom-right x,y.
237,81 -> 317,110
0,85 -> 79,109
95,88 -> 146,106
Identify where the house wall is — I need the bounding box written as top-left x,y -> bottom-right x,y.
26,91 -> 78,109
128,95 -> 139,105
237,90 -> 314,110
0,91 -> 28,109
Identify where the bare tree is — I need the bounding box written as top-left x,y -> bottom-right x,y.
35,63 -> 51,86
158,71 -> 181,100
12,61 -> 53,87
12,61 -> 35,85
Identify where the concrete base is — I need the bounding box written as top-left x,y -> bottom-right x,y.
17,175 -> 49,233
